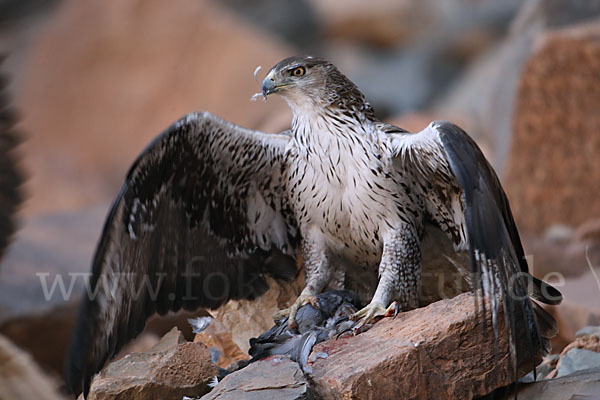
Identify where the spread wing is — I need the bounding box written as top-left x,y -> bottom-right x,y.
0,66 -> 24,261
65,112 -> 299,397
389,121 -> 562,378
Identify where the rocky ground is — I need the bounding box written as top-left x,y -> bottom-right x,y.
0,0 -> 599,399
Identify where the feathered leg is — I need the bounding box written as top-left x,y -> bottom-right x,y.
273,234 -> 331,329
352,227 -> 421,329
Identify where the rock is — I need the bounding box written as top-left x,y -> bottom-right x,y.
191,316 -> 250,369
0,333 -> 67,400
434,0 -> 600,173
556,348 -> 600,378
87,327 -> 218,400
524,325 -> 600,381
504,20 -> 600,233
533,354 -> 560,380
516,366 -> 600,399
16,0 -> 294,216
308,292 -> 537,400
576,326 -> 600,338
200,355 -> 310,400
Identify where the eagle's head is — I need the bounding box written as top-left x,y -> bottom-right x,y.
262,56 -> 373,118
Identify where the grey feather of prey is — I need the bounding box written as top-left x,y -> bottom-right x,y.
253,65 -> 262,82
188,316 -> 213,334
250,92 -> 266,101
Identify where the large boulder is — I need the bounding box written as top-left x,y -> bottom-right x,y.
308,292 -> 538,400
504,20 -> 600,233
87,328 -> 217,400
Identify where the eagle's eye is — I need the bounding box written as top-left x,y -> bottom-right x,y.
290,66 -> 306,77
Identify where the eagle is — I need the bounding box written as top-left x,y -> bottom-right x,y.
65,56 -> 562,397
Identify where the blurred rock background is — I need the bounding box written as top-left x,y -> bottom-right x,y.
0,0 -> 599,398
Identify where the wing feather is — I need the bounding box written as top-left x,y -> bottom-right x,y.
390,121 -> 562,379
65,112 -> 298,396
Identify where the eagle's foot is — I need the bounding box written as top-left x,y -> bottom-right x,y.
350,301 -> 398,333
273,293 -> 319,330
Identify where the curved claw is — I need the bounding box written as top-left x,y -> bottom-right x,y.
273,294 -> 319,330
350,301 -> 399,334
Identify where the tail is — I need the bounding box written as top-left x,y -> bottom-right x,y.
528,275 -> 562,356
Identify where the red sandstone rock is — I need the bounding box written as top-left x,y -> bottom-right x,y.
87,328 -> 217,400
505,21 -> 600,233
308,292 -> 538,400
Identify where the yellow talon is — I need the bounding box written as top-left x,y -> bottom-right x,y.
273,293 -> 319,330
350,301 -> 398,333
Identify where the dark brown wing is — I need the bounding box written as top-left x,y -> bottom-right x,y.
391,121 -> 562,380
65,112 -> 299,397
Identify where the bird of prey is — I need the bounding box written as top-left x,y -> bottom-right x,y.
0,60 -> 24,262
65,56 -> 562,397
248,290 -> 361,372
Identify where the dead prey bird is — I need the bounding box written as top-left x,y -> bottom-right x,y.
248,290 -> 362,372
65,56 -> 562,397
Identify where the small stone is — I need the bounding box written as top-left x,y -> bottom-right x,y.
200,355 -> 310,400
556,348 -> 600,378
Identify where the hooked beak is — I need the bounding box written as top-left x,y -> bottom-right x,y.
261,76 -> 278,97
262,70 -> 288,97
